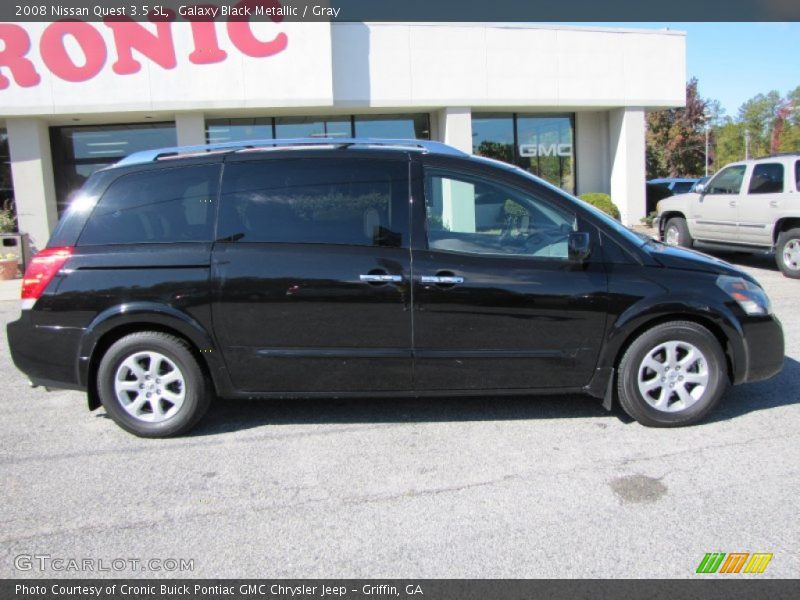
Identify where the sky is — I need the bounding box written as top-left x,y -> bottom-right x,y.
572,22 -> 800,117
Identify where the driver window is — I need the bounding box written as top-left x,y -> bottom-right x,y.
706,165 -> 746,195
424,169 -> 576,259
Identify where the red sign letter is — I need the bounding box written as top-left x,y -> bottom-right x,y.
40,20 -> 107,83
226,0 -> 288,58
184,5 -> 227,65
105,18 -> 177,75
0,24 -> 41,90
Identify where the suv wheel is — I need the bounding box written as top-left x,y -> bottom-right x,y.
664,217 -> 693,248
97,332 -> 211,437
617,321 -> 727,427
776,228 -> 800,279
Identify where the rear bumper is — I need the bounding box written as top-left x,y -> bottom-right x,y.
737,314 -> 784,384
6,311 -> 85,391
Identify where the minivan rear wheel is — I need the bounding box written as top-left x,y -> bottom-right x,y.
776,228 -> 800,279
617,321 -> 727,427
97,332 -> 211,437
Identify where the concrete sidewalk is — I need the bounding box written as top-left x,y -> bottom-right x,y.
0,278 -> 21,302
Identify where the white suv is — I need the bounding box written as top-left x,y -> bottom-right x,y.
655,153 -> 800,278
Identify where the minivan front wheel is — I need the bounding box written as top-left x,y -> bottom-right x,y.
617,321 -> 728,427
97,332 -> 211,437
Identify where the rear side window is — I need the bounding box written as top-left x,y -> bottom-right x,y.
795,160 -> 799,190
706,165 -> 746,195
218,157 -> 408,247
79,165 -> 219,245
748,163 -> 784,194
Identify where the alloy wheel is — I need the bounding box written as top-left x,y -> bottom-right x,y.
114,351 -> 186,422
637,340 -> 709,413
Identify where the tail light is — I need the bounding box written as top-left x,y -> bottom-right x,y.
20,246 -> 73,310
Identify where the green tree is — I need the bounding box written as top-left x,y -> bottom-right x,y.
738,90 -> 783,158
646,78 -> 710,178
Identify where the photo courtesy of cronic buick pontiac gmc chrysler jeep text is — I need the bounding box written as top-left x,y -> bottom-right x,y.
6,139 -> 785,437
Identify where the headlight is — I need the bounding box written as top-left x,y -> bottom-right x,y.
656,201 -> 663,213
716,275 -> 772,316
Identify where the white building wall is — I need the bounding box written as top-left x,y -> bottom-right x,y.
575,111 -> 611,196
6,118 -> 58,251
609,107 -> 647,225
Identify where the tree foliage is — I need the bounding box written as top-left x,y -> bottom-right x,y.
646,78 -> 709,179
648,81 -> 800,178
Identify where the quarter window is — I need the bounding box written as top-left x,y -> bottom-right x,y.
218,158 -> 408,247
706,165 -> 747,195
748,163 -> 784,194
424,169 -> 575,259
795,160 -> 799,191
78,164 -> 219,245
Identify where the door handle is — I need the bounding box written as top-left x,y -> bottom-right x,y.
729,200 -> 737,207
770,200 -> 778,208
421,275 -> 465,285
360,273 -> 403,283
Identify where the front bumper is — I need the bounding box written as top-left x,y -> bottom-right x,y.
737,314 -> 784,384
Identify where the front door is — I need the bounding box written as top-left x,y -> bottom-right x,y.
211,153 -> 413,393
411,160 -> 608,391
690,164 -> 746,241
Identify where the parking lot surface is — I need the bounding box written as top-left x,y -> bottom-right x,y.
1,252 -> 798,578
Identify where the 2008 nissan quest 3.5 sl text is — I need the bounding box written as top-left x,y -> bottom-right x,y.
6,138 -> 785,437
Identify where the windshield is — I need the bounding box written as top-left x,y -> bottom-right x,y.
469,155 -> 648,248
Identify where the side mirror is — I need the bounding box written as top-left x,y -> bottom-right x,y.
568,231 -> 591,262
694,182 -> 706,195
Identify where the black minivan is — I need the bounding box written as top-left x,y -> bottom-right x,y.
6,138 -> 784,437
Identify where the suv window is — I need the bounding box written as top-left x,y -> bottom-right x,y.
218,158 -> 407,247
78,164 -> 219,245
671,181 -> 694,194
748,163 -> 784,194
706,165 -> 746,195
424,168 -> 575,259
795,160 -> 800,191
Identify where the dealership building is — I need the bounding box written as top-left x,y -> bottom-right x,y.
0,20 -> 686,249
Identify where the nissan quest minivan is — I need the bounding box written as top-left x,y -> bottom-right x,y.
6,139 -> 784,437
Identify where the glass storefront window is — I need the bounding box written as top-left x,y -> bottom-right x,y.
205,114 -> 431,143
206,118 -> 273,143
354,114 -> 430,139
516,114 -> 574,194
51,123 -> 177,214
472,113 -> 575,194
274,116 -> 352,138
472,114 -> 514,163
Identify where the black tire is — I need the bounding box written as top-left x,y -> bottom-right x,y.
775,228 -> 800,279
664,216 -> 693,248
97,332 -> 211,437
617,321 -> 728,427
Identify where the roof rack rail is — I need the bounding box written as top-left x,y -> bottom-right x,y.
114,137 -> 467,167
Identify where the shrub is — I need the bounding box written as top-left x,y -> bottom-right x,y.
640,211 -> 658,227
577,193 -> 621,220
0,201 -> 16,234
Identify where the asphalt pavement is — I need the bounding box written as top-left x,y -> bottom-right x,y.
0,252 -> 797,578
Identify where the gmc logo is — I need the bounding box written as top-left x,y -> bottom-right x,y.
0,0 -> 288,90
519,143 -> 573,158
